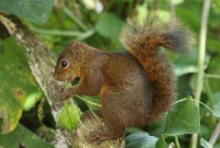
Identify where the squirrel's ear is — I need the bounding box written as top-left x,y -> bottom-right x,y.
68,42 -> 82,60
70,40 -> 80,47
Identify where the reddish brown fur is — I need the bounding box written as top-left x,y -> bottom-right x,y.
54,17 -> 193,141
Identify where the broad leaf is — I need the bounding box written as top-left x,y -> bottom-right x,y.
76,95 -> 100,110
206,57 -> 220,92
0,0 -> 53,24
164,98 -> 200,136
0,124 -> 54,148
96,13 -> 124,40
167,50 -> 210,77
212,92 -> 220,116
213,101 -> 220,118
126,132 -> 158,148
56,101 -> 81,131
0,38 -> 40,133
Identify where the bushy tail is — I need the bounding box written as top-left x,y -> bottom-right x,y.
120,17 -> 193,122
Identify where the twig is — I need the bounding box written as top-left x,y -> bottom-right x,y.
209,121 -> 220,145
29,25 -> 95,39
190,0 -> 212,148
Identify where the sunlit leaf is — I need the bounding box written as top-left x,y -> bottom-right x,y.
56,101 -> 82,131
23,91 -> 42,111
0,38 -> 39,133
172,0 -> 184,5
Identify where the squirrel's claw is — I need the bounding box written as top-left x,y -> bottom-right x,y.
89,130 -> 104,142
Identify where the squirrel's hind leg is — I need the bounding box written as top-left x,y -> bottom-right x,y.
89,89 -> 126,142
89,111 -> 124,142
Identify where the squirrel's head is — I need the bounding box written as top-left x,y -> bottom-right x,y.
54,41 -> 85,81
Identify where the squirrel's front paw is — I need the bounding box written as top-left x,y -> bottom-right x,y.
89,130 -> 119,142
60,88 -> 72,100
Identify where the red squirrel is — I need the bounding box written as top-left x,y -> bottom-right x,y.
54,17 -> 193,141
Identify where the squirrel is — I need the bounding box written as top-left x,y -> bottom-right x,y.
54,17 -> 193,141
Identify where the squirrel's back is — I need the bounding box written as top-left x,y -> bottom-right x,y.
120,16 -> 193,122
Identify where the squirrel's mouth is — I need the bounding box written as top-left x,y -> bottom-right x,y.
71,77 -> 80,86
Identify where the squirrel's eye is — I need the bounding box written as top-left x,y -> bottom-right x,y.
60,59 -> 69,68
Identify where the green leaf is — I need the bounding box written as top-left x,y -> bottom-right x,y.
126,127 -> 144,135
200,138 -> 213,148
96,13 -> 124,40
168,50 -> 210,77
213,101 -> 220,118
206,57 -> 220,92
214,143 -> 220,148
0,124 -> 54,148
56,101 -> 82,131
77,95 -> 100,110
213,92 -> 220,105
136,1 -> 148,23
172,0 -> 184,5
156,136 -> 167,148
126,132 -> 158,148
23,91 -> 42,111
0,38 -> 40,133
164,98 -> 200,136
207,39 -> 220,53
0,0 -> 53,24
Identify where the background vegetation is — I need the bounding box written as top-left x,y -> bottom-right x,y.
0,0 -> 220,147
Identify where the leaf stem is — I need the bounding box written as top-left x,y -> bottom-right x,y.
205,74 -> 220,79
171,98 -> 188,106
191,0 -> 212,147
88,105 -> 101,122
29,25 -> 94,38
63,7 -> 87,31
175,136 -> 181,148
76,95 -> 101,107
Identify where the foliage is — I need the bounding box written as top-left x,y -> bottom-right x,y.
126,132 -> 158,148
0,124 -> 53,148
56,100 -> 81,131
0,38 -> 40,134
0,0 -> 53,24
164,98 -> 200,136
0,0 -> 220,147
